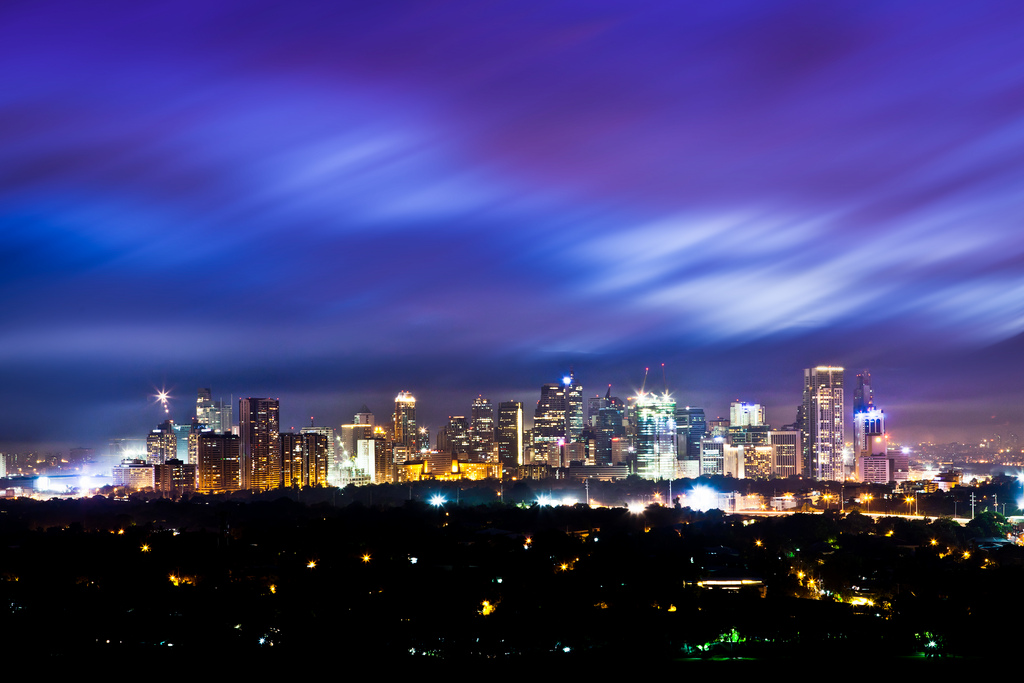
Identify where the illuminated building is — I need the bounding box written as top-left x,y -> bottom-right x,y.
154,458 -> 196,497
635,392 -> 676,480
496,400 -> 524,476
393,391 -> 417,452
469,396 -> 494,461
565,372 -> 584,441
301,423 -> 336,473
534,383 -> 567,451
802,366 -> 844,481
768,430 -> 802,478
197,387 -> 232,433
281,431 -> 329,487
396,457 -> 500,482
438,416 -> 470,455
853,370 -> 887,483
356,427 -> 390,484
700,437 -> 726,475
196,432 -> 241,493
729,402 -> 765,427
113,459 -> 155,491
239,398 -> 280,491
146,420 -> 177,464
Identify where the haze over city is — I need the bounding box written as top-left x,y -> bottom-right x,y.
4,1 -> 1024,452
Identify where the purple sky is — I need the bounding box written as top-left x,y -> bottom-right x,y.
3,0 -> 1024,452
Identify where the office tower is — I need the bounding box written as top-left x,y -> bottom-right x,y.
356,427 -> 390,484
853,370 -> 887,482
154,458 -> 196,498
675,406 -> 706,462
196,432 -> 241,493
565,372 -> 584,442
301,423 -> 336,472
496,400 -> 524,475
853,371 -> 873,413
393,391 -> 417,452
281,431 -> 329,487
146,420 -> 177,465
469,396 -> 494,461
802,366 -> 845,481
730,402 -> 765,427
197,388 -> 232,433
197,388 -> 214,426
439,416 -> 470,455
239,398 -> 280,491
534,383 -> 567,451
354,406 -> 374,426
594,388 -> 626,466
635,392 -> 676,480
700,436 -> 726,476
588,390 -> 609,427
768,430 -> 802,478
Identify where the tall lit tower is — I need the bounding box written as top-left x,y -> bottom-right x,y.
635,391 -> 677,480
565,372 -> 584,442
393,391 -> 417,452
802,366 -> 844,481
469,396 -> 494,461
239,398 -> 280,491
853,370 -> 887,482
496,400 -> 524,476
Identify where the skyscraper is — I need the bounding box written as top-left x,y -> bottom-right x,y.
853,370 -> 887,482
533,383 -> 567,450
469,396 -> 494,461
393,391 -> 417,452
145,420 -> 177,465
496,400 -> 523,475
564,372 -> 584,442
196,432 -> 241,493
802,366 -> 844,481
239,398 -> 280,491
635,392 -> 676,480
675,406 -> 706,463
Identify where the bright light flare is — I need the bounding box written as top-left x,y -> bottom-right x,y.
361,553 -> 371,563
627,501 -> 645,514
429,494 -> 446,507
686,485 -> 719,512
307,560 -> 317,569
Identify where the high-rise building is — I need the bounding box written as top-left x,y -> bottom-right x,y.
197,388 -> 232,433
768,430 -> 802,478
802,366 -> 845,481
635,392 -> 676,481
469,396 -> 494,461
239,398 -> 280,491
565,372 -> 584,442
534,383 -> 567,449
675,406 -> 706,463
196,432 -> 241,493
281,431 -> 329,487
438,416 -> 470,455
146,420 -> 177,465
594,388 -> 626,466
853,370 -> 887,483
393,391 -> 417,452
496,400 -> 524,475
729,402 -> 765,427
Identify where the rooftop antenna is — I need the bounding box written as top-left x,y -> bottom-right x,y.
662,363 -> 668,394
640,367 -> 649,394
310,416 -> 315,427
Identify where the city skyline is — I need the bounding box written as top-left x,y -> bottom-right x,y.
4,1 -> 1024,452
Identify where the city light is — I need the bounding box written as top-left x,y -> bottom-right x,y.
686,485 -> 719,512
429,494 -> 446,506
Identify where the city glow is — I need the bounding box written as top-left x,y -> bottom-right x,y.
627,501 -> 645,514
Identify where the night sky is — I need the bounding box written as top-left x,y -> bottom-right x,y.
3,1 -> 1024,453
